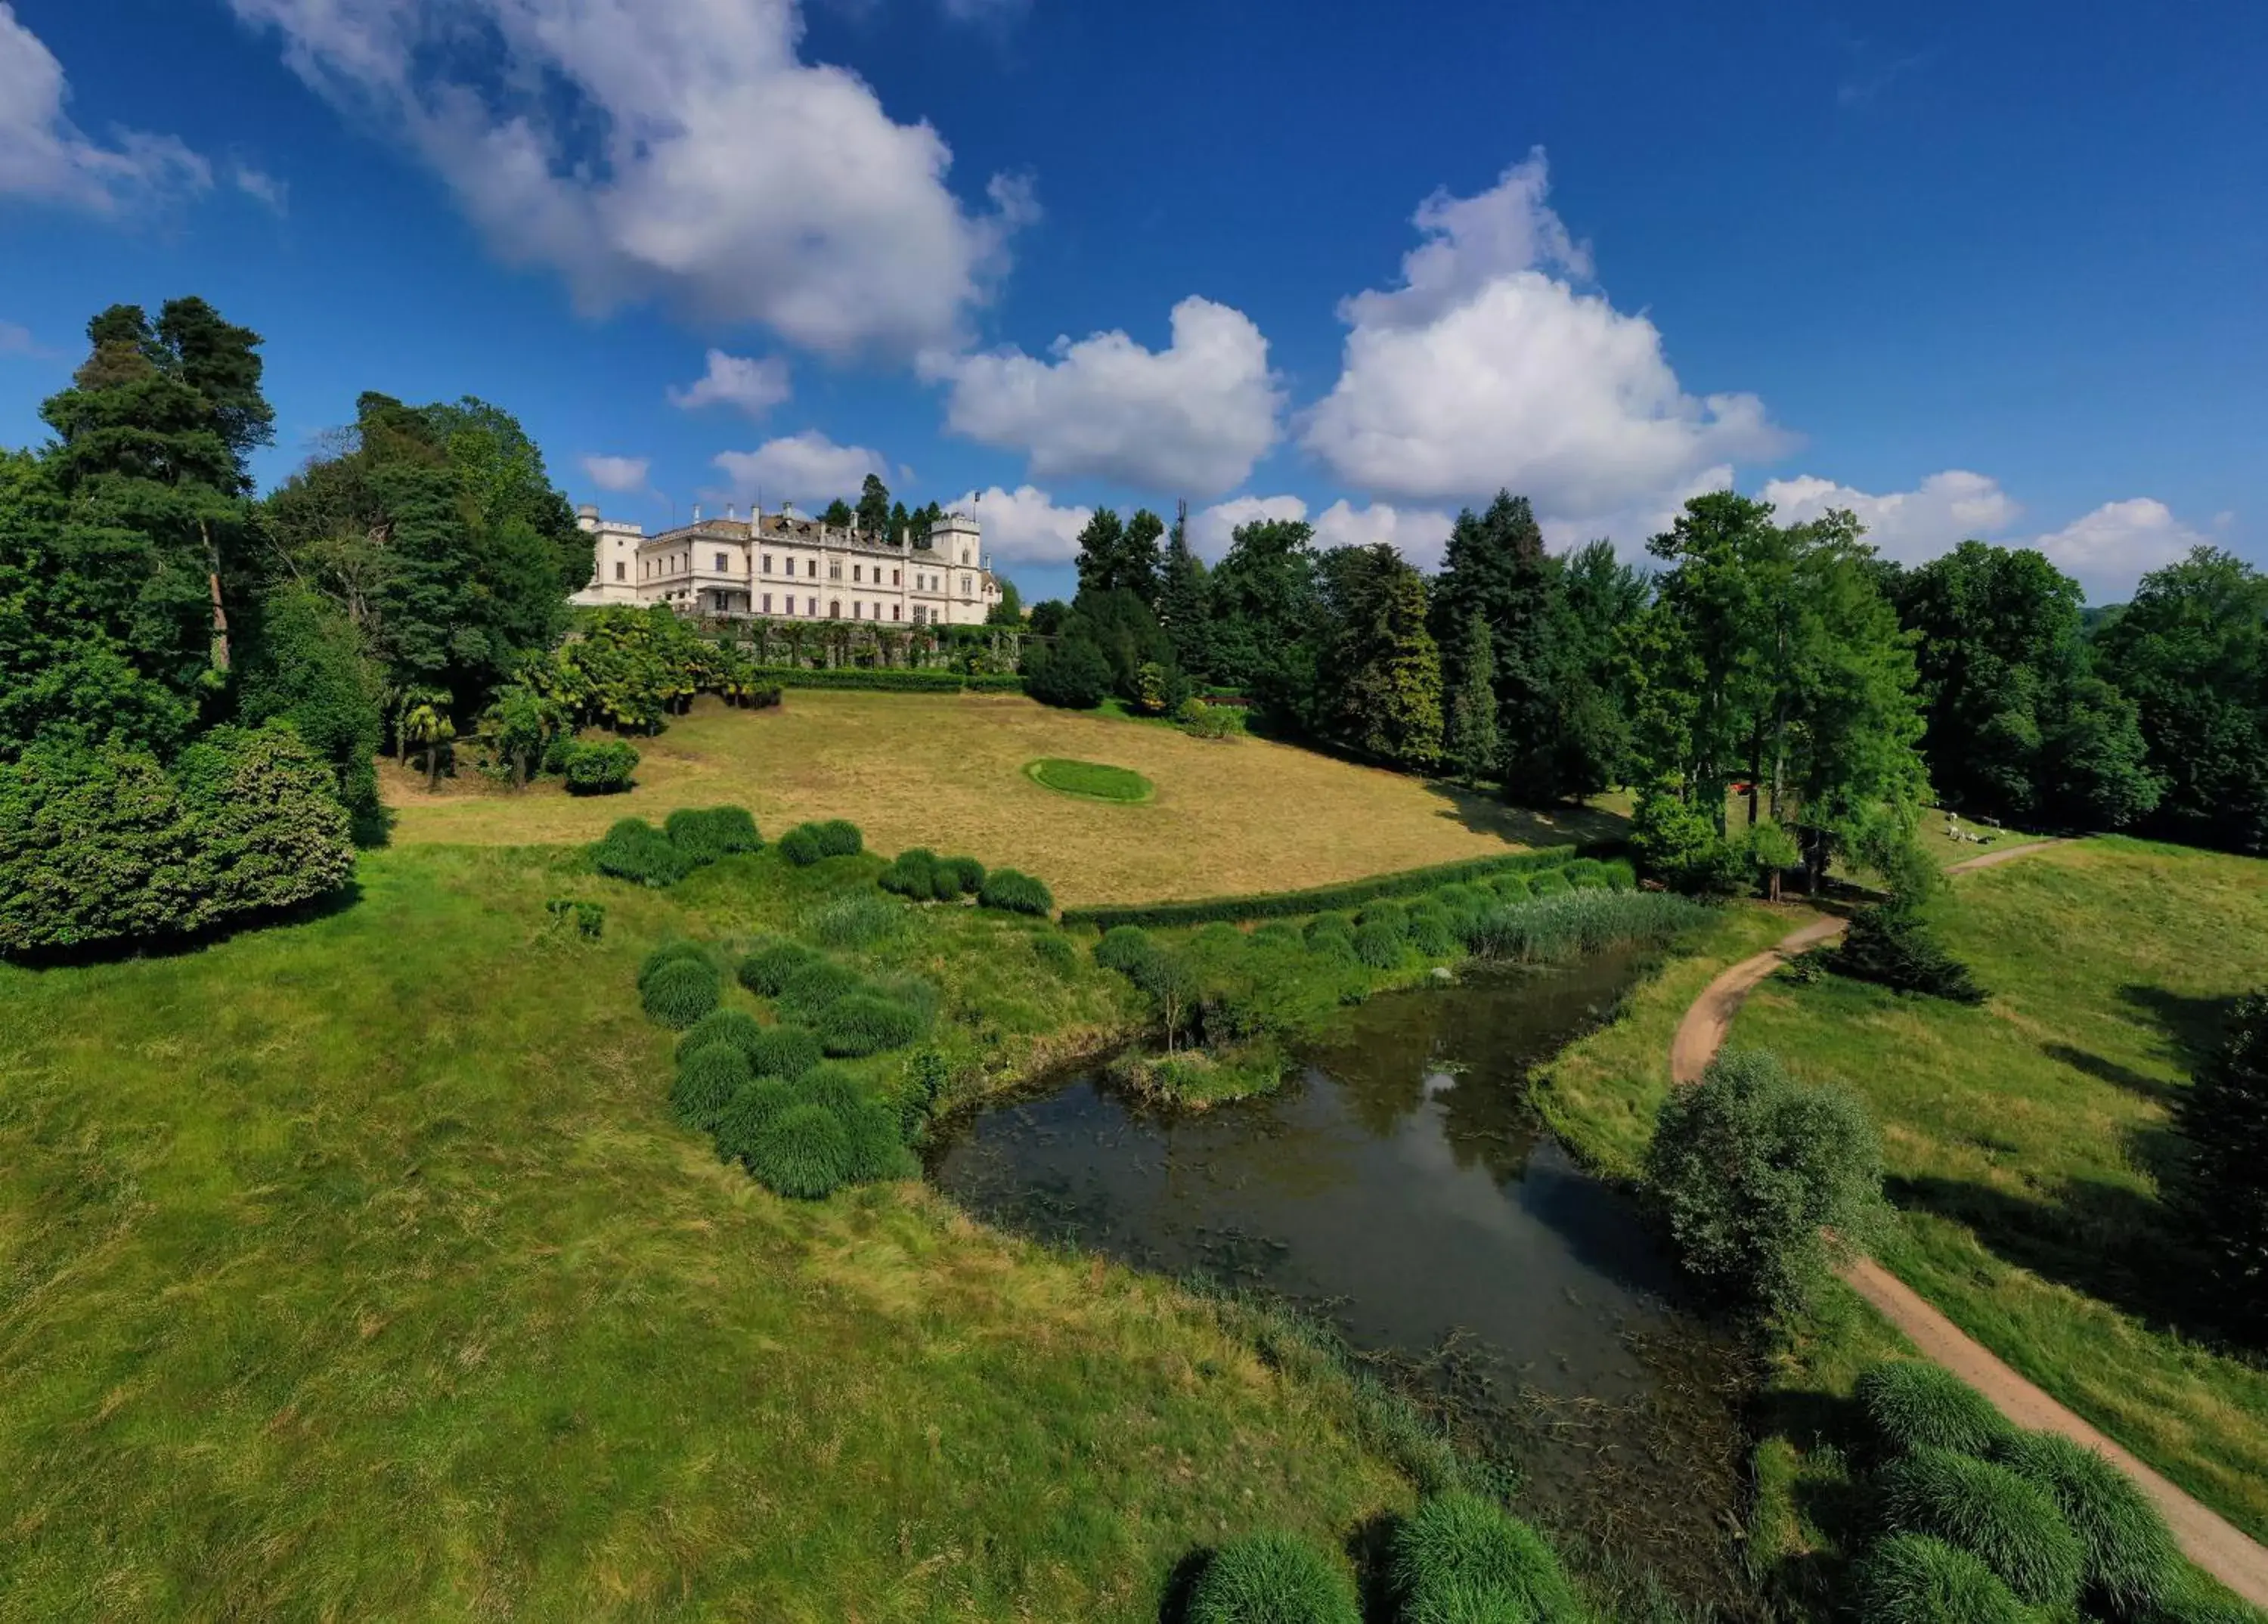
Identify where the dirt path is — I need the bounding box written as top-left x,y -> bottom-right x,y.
1665,839 -> 2268,1607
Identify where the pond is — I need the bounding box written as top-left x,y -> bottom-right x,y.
927,950 -> 1757,1607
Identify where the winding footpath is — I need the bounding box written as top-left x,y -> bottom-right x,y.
1667,840 -> 2268,1608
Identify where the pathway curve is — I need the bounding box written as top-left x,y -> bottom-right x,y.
1665,838 -> 2268,1608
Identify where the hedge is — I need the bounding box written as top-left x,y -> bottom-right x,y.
1058,845 -> 1591,930
745,666 -> 1024,695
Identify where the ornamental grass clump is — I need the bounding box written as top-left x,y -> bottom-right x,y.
1858,1361 -> 2015,1461
639,939 -> 711,990
777,826 -> 823,866
1406,910 -> 1461,957
746,1103 -> 854,1199
935,856 -> 986,897
1467,890 -> 1709,964
595,818 -> 693,887
744,1024 -> 823,1082
711,1077 -> 797,1165
1529,866 -> 1572,898
816,993 -> 925,1057
641,957 -> 721,1029
1250,921 -> 1303,950
1353,920 -> 1406,970
665,805 -> 761,865
778,958 -> 864,1020
671,1043 -> 752,1130
1856,1533 -> 2034,1624
1878,1446 -> 2085,1609
1186,1531 -> 1361,1624
1389,1491 -> 1586,1624
813,819 -> 863,857
1095,925 -> 1162,977
880,848 -> 940,899
676,1008 -> 765,1065
1563,857 -> 1608,888
1356,899 -> 1409,938
810,891 -> 905,949
1490,872 -> 1532,901
737,938 -> 817,996
980,868 -> 1054,916
1994,1430 -> 2180,1616
1599,857 -> 1637,890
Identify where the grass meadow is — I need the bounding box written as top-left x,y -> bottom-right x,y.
380,692 -> 1622,904
0,846 -> 1405,1619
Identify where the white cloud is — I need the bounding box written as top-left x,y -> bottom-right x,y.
226,0 -> 1032,358
1188,494 -> 1308,560
948,485 -> 1092,564
1303,150 -> 1788,522
668,349 -> 792,417
579,454 -> 650,494
0,4 -> 210,212
932,295 -> 1284,497
2031,499 -> 2211,602
232,163 -> 288,213
1312,500 -> 1460,571
1760,470 -> 2023,564
712,431 -> 885,506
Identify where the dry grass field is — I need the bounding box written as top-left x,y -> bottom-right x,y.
384,692 -> 1622,905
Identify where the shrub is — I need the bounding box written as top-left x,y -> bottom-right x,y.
980,868 -> 1054,916
1489,872 -> 1532,902
665,805 -> 760,863
1879,1446 -> 2085,1608
2136,1574 -> 2268,1624
594,818 -> 694,887
1407,912 -> 1461,956
1024,635 -> 1114,709
1630,789 -> 1746,897
1095,925 -> 1162,976
777,826 -> 823,866
676,1007 -> 766,1065
737,938 -> 817,996
1855,1533 -> 2034,1624
1356,898 -> 1409,935
1839,906 -> 1987,1003
1644,1048 -> 1885,1312
1353,921 -> 1406,969
1390,1492 -> 1585,1624
711,1077 -> 796,1164
641,958 -> 721,1029
1177,697 -> 1246,739
880,848 -> 940,900
1250,921 -> 1303,950
639,939 -> 711,990
1031,931 -> 1077,975
1994,1430 -> 2180,1615
1858,1362 -> 2014,1461
2171,987 -> 2268,1337
1466,891 -> 1710,963
1563,857 -> 1607,888
936,855 -> 987,897
1529,867 -> 1572,898
838,1090 -> 916,1182
1599,857 -> 1637,891
745,1102 -> 854,1198
816,993 -> 925,1057
745,665 -> 996,694
1058,848 -> 1583,931
562,739 -> 640,794
813,819 -> 863,857
572,901 -> 606,938
745,1024 -> 823,1082
671,1043 -> 752,1130
1305,913 -> 1355,946
1186,1532 -> 1361,1624
778,958 -> 865,1018
810,891 -> 905,949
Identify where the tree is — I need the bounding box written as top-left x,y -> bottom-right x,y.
1024,636 -> 1112,708
855,473 -> 891,537
1027,599 -> 1069,637
1316,544 -> 1442,770
1535,539 -> 1645,799
1433,492 -> 1556,789
235,584 -> 386,841
2095,547 -> 2268,854
1445,613 -> 1501,781
820,498 -> 854,528
1645,1048 -> 1886,1313
1157,504 -> 1213,674
1206,517 -> 1319,720
2173,990 -> 2268,1337
985,577 -> 1024,625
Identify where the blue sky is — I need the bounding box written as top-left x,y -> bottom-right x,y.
1,0 -> 2260,605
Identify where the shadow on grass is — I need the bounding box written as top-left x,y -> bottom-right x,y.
2040,1041 -> 2180,1105
2120,984 -> 2242,1076
0,879 -> 367,972
1421,780 -> 1631,850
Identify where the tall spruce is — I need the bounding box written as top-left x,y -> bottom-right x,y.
1318,544 -> 1443,770
855,473 -> 892,536
1156,504 -> 1212,675
1432,492 -> 1559,796
1446,612 -> 1501,780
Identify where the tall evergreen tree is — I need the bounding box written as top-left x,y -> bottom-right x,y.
1432,492 -> 1560,795
856,473 -> 892,536
1318,544 -> 1442,770
1071,507 -> 1166,604
1206,517 -> 1319,720
1156,504 -> 1213,675
820,497 -> 854,528
1120,508 -> 1166,606
1445,612 -> 1501,780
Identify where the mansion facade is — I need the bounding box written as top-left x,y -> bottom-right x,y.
569,504 -> 1004,628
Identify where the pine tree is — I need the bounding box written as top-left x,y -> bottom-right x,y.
1432,491 -> 1558,792
856,473 -> 892,536
1447,612 -> 1501,781
1321,544 -> 1442,770
1157,505 -> 1212,676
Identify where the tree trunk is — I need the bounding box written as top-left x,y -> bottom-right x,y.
426,748 -> 442,792
513,749 -> 528,791
200,518 -> 231,672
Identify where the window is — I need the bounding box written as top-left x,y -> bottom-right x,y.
807,559 -> 816,578
892,569 -> 901,586
962,574 -> 972,594
853,601 -> 863,621
807,596 -> 816,615
762,593 -> 772,614
615,561 -> 625,581
853,564 -> 862,583
762,553 -> 773,574
829,562 -> 841,581
891,603 -> 901,621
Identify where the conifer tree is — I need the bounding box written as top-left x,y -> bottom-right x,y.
1447,613 -> 1501,782
1157,506 -> 1212,676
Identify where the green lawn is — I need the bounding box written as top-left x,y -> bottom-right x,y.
0,846 -> 1405,1619
1023,757 -> 1156,804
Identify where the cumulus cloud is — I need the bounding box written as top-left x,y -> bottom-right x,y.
669,349 -> 792,417
2031,499 -> 2212,602
1303,150 -> 1788,522
932,296 -> 1284,497
225,0 -> 1031,357
0,4 -> 210,212
1760,470 -> 2023,564
1312,500 -> 1460,571
948,485 -> 1092,563
579,454 -> 651,494
1188,494 -> 1309,560
712,431 -> 885,507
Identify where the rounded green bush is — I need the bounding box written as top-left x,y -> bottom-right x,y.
1408,913 -> 1461,956
840,1093 -> 916,1182
779,958 -> 864,1018
671,1043 -> 752,1129
811,891 -> 906,949
1032,931 -> 1078,973
1879,1446 -> 2084,1608
880,848 -> 940,899
795,1065 -> 869,1120
1095,925 -> 1159,975
712,1077 -> 798,1167
1305,913 -> 1355,945
777,826 -> 823,866
937,855 -> 987,897
2139,1573 -> 2268,1623
1187,1531 -> 1361,1624
639,939 -> 711,990
1856,1533 -> 2033,1624
744,1024 -> 823,1082
1390,1491 -> 1584,1624
665,807 -> 727,866
1251,921 -> 1303,950
641,958 -> 721,1029
816,993 -> 925,1056
677,1007 -> 766,1065
1353,920 -> 1406,969
738,939 -> 818,997
1599,857 -> 1637,891
1529,867 -> 1572,898
595,819 -> 692,887
813,819 -> 863,857
1859,1362 -> 2015,1460
1489,872 -> 1532,901
748,1102 -> 855,1199
1356,899 -> 1410,935
1994,1430 -> 2180,1614
979,868 -> 1055,916
1563,857 -> 1607,889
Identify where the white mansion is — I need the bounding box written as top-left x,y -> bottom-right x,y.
569,504 -> 1005,628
